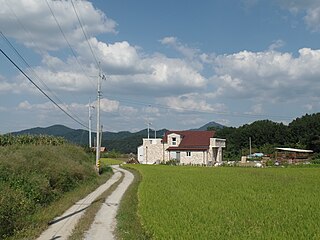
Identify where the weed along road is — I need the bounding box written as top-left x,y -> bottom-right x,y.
84,166 -> 134,240
37,165 -> 133,240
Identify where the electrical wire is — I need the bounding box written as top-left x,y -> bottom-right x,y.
44,0 -> 97,90
0,31 -> 88,127
103,94 -> 294,120
0,48 -> 89,130
2,1 -> 90,126
70,0 -> 100,69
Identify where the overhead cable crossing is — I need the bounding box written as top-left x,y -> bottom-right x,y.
44,0 -> 97,89
0,48 -> 89,130
0,31 -> 87,127
70,0 -> 100,69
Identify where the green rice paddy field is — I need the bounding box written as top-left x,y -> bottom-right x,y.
128,165 -> 320,239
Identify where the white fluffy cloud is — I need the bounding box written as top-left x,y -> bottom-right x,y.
0,0 -> 116,51
212,48 -> 320,101
159,93 -> 227,113
99,98 -> 120,112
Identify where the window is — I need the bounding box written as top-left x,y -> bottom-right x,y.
172,137 -> 176,145
187,151 -> 191,157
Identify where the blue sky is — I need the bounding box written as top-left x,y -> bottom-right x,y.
1,0 -> 320,133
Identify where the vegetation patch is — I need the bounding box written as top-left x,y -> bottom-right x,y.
101,157 -> 126,166
128,165 -> 320,239
0,142 -> 111,239
116,167 -> 151,240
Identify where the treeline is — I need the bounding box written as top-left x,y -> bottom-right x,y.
211,113 -> 320,159
0,134 -> 66,146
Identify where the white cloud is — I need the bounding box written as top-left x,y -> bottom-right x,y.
276,0 -> 320,32
0,0 -> 117,51
159,93 -> 227,113
268,39 -> 285,51
212,48 -> 320,101
77,39 -> 142,75
305,7 -> 320,32
17,100 -> 56,111
99,98 -> 120,112
160,36 -> 200,60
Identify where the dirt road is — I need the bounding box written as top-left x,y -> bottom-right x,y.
84,165 -> 134,239
37,165 -> 133,240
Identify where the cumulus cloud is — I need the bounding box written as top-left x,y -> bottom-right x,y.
211,48 -> 320,101
77,39 -> 143,75
160,36 -> 200,60
159,93 -> 227,113
17,100 -> 56,111
99,98 -> 120,112
0,0 -> 117,51
276,0 -> 320,32
268,39 -> 285,51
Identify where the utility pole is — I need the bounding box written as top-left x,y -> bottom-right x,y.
249,137 -> 252,158
147,104 -> 151,139
96,70 -> 102,173
147,122 -> 150,139
88,99 -> 94,148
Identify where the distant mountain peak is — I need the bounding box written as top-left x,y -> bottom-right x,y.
191,121 -> 225,131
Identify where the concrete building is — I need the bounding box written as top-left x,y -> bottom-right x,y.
137,130 -> 226,165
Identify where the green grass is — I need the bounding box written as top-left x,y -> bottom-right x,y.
0,144 -> 113,239
101,157 -> 125,165
127,165 -> 320,240
116,167 -> 151,240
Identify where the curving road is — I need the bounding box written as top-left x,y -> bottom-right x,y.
84,165 -> 134,240
37,165 -> 133,240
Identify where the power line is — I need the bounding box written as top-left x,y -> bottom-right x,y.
44,0 -> 96,89
0,31 -> 88,127
0,48 -> 89,130
103,94 -> 294,120
70,0 -> 100,69
2,1 -> 89,126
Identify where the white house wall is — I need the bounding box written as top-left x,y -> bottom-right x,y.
142,138 -> 164,164
137,145 -> 144,163
138,137 -> 226,165
179,151 -> 207,165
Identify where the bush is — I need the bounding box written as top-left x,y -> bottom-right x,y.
0,144 -> 97,239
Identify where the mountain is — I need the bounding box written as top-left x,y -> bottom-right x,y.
10,125 -> 168,153
9,121 -> 223,153
191,121 -> 225,131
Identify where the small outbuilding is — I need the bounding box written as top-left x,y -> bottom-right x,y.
275,147 -> 313,164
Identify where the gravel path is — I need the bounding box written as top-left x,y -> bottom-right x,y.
36,165 -> 130,240
84,165 -> 134,240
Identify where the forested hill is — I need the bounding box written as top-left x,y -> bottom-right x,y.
211,113 -> 320,159
9,114 -> 320,155
11,126 -> 168,153
10,121 -> 223,153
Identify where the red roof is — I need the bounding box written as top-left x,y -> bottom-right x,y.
163,130 -> 215,151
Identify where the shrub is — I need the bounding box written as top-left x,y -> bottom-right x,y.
0,144 -> 97,239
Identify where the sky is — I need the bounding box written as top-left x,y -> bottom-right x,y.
1,0 -> 320,133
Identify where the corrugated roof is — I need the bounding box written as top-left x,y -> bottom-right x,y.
275,147 -> 313,153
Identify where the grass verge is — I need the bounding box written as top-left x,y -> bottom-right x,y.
101,157 -> 126,165
8,169 -> 113,240
69,172 -> 125,240
115,166 -> 151,240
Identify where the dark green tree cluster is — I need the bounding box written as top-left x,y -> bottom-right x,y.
210,113 -> 320,160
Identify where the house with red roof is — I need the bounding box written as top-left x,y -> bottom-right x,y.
137,130 -> 226,165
